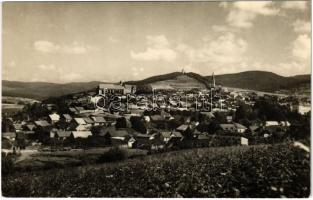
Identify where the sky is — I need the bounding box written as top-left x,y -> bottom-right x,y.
3,1 -> 311,83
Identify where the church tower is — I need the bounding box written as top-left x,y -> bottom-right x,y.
212,72 -> 215,88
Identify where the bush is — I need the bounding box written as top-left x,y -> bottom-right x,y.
2,153 -> 15,176
130,116 -> 147,133
115,117 -> 127,129
97,147 -> 127,163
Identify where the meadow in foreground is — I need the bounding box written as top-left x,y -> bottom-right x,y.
2,143 -> 310,197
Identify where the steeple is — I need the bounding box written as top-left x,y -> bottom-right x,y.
212,72 -> 215,88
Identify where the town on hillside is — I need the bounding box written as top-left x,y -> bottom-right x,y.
2,1 -> 311,197
2,72 -> 311,154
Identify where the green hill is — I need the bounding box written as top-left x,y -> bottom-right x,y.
127,73 -> 209,90
2,71 -> 310,100
211,71 -> 310,92
2,81 -> 103,100
126,72 -> 210,88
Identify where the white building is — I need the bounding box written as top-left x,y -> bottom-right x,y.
98,83 -> 125,95
298,105 -> 311,115
49,113 -> 60,123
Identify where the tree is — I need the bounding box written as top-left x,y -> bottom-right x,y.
115,117 -> 127,129
253,98 -> 287,121
90,126 -> 103,136
19,102 -> 49,120
214,112 -> 227,123
235,104 -> 252,121
167,119 -> 180,130
130,116 -> 147,134
42,96 -> 70,114
35,127 -> 50,144
238,118 -> 251,128
2,118 -> 14,132
197,122 -> 210,133
135,84 -> 152,94
207,121 -> 220,134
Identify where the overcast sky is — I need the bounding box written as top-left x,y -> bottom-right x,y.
3,1 -> 311,83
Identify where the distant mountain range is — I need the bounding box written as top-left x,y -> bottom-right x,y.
2,81 -> 103,100
127,70 -> 310,93
212,71 -> 310,93
2,71 -> 310,100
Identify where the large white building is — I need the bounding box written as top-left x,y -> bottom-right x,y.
98,83 -> 125,95
98,83 -> 136,95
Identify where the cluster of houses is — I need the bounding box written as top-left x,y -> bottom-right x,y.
2,77 -> 309,152
0,109 -> 235,150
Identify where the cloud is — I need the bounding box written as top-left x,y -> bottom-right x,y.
131,35 -> 177,62
62,43 -> 88,54
131,66 -> 144,77
212,25 -> 228,32
183,64 -> 201,74
109,36 -> 119,43
219,2 -> 229,8
34,41 -> 60,53
60,72 -> 82,82
8,61 -> 16,67
34,40 -> 93,54
232,1 -> 279,14
37,64 -> 56,70
211,25 -> 241,34
250,33 -> 311,76
278,61 -> 309,75
292,34 -> 310,61
30,77 -> 48,82
178,33 -> 247,65
293,20 -> 310,34
281,1 -> 307,10
277,34 -> 311,75
146,35 -> 169,47
34,64 -> 82,82
223,2 -> 279,28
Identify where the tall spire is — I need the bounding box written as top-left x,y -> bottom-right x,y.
212,72 -> 215,88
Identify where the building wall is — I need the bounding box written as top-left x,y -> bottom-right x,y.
298,105 -> 310,115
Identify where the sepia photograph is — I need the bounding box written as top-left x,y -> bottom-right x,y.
2,1 -> 311,197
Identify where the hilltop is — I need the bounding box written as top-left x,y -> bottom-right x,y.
127,72 -> 209,90
128,70 -> 310,93
212,71 -> 310,93
2,71 -> 310,100
125,72 -> 210,88
2,81 -> 104,100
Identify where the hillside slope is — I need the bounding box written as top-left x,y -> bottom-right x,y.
211,71 -> 310,92
131,73 -> 209,90
3,71 -> 310,100
2,143 -> 309,197
2,81 -> 103,100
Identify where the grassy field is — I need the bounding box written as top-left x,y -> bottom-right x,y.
2,96 -> 40,115
11,148 -> 147,172
2,104 -> 25,114
151,75 -> 207,90
2,143 -> 310,197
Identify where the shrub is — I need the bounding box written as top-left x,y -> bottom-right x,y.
97,147 -> 127,163
2,153 -> 15,176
